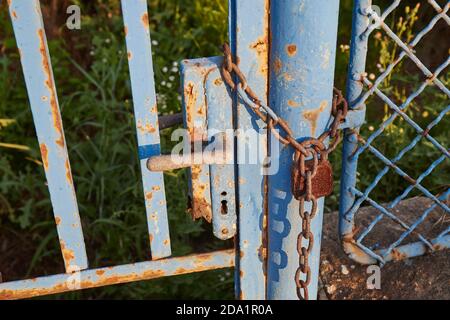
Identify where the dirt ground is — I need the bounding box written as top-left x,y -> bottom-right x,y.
319,197 -> 449,300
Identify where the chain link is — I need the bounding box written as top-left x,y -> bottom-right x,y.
221,43 -> 348,300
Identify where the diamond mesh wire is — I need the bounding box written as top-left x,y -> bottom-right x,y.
344,0 -> 449,264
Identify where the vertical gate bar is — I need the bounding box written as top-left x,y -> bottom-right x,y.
121,0 -> 171,259
267,0 -> 340,299
339,0 -> 371,259
230,0 -> 270,300
8,0 -> 88,273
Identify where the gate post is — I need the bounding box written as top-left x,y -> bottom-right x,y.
267,0 -> 340,299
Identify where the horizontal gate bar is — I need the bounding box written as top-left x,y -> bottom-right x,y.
121,0 -> 171,259
147,149 -> 230,171
158,113 -> 183,130
9,0 -> 88,273
0,249 -> 234,300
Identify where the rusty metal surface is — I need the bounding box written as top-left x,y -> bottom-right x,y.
0,249 -> 234,300
292,159 -> 334,199
180,58 -> 214,222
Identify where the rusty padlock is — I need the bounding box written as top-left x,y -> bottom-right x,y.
291,156 -> 333,199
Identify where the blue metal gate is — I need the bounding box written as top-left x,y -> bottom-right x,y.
340,0 -> 449,265
0,0 -> 448,300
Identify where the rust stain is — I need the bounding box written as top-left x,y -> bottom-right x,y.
149,234 -> 154,244
65,160 -> 73,184
145,123 -> 156,133
303,101 -> 328,136
283,72 -> 293,82
286,44 -> 297,56
137,120 -> 156,134
141,13 -> 149,30
40,143 -> 49,170
124,26 -> 128,37
249,36 -> 269,76
184,82 -> 197,129
193,253 -> 214,266
55,216 -> 61,226
38,29 -> 65,148
390,249 -> 407,261
96,270 -> 105,276
0,251 -> 234,300
341,231 -> 376,265
163,239 -> 170,246
127,51 -> 132,60
145,192 -> 153,201
11,10 -> 17,19
214,78 -> 223,86
273,57 -> 282,75
152,185 -> 161,191
59,240 -> 75,270
175,267 -> 188,274
287,99 -> 299,108
190,195 -> 212,222
190,165 -> 211,222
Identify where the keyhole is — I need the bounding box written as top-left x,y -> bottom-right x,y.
221,200 -> 228,215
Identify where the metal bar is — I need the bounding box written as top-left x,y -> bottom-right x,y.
345,104 -> 449,223
0,249 -> 234,300
9,0 -> 88,273
206,67 -> 237,240
121,0 -> 171,259
180,57 -> 214,223
352,57 -> 450,160
267,0 -> 340,300
339,0 -> 372,264
356,156 -> 447,244
367,4 -> 450,96
362,77 -> 450,158
379,235 -> 450,263
158,113 -> 183,130
381,188 -> 450,260
147,140 -> 229,172
355,7 -> 450,109
230,0 -> 270,300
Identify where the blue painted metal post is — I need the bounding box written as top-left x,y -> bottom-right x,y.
9,0 -> 88,273
339,0 -> 372,264
121,0 -> 171,259
230,0 -> 270,300
267,0 -> 340,299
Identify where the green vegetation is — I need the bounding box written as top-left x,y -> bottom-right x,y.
0,1 -> 447,299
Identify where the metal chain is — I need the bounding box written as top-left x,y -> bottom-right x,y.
221,43 -> 348,300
